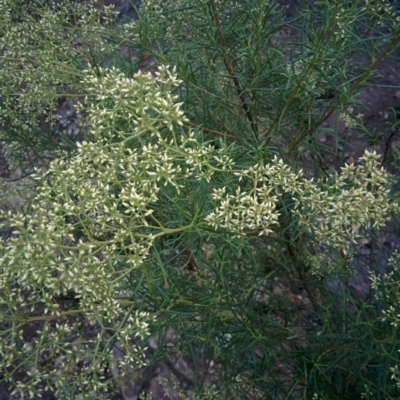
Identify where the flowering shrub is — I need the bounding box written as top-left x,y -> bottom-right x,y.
1,0 -> 400,399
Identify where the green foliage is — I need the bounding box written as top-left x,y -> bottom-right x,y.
0,0 -> 400,399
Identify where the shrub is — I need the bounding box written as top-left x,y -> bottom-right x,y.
0,0 -> 400,398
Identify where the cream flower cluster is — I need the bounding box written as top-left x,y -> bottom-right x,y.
78,64 -> 188,138
0,0 -> 118,171
370,250 -> 400,391
295,150 -> 398,252
364,0 -> 400,24
0,61 -> 398,398
0,66 -> 189,398
0,63 -> 245,398
371,250 -> 400,327
206,150 -> 397,252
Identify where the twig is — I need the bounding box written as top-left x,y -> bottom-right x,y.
209,0 -> 257,133
382,129 -> 397,166
184,121 -> 235,138
288,34 -> 400,156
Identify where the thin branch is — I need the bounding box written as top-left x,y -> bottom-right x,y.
288,34 -> 400,156
209,0 -> 257,133
184,121 -> 236,138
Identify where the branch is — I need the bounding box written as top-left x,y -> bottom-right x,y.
210,0 -> 257,133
